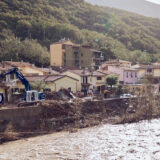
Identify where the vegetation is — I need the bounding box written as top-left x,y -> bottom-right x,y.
1,0 -> 160,65
106,75 -> 118,89
30,80 -> 47,91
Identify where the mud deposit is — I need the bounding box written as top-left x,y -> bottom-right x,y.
0,119 -> 160,160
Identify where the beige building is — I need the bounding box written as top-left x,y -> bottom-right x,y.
25,75 -> 79,93
0,61 -> 46,76
132,64 -> 160,79
50,40 -> 103,70
62,69 -> 106,93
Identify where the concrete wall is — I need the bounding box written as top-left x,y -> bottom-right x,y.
0,106 -> 42,132
0,98 -> 131,133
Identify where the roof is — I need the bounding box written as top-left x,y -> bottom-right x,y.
45,75 -> 78,82
39,68 -> 60,75
121,67 -> 138,71
89,49 -> 101,53
45,75 -> 65,82
4,61 -> 33,67
51,40 -> 75,45
65,69 -> 105,76
25,75 -> 78,82
25,75 -> 47,82
103,59 -> 131,65
1,61 -> 48,74
135,65 -> 160,69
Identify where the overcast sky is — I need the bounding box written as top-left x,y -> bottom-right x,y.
146,0 -> 160,4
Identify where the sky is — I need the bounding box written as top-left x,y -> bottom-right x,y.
146,0 -> 160,4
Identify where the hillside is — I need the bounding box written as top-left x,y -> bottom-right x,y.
86,0 -> 160,19
1,0 -> 160,65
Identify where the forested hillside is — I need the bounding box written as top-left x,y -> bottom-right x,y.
1,0 -> 160,66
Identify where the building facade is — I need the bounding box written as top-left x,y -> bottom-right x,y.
50,40 -> 103,70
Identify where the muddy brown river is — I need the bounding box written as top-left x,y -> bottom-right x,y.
0,119 -> 160,160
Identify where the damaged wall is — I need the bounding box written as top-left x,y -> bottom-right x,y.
0,98 -> 132,133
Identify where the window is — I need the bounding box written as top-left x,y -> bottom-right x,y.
81,53 -> 83,56
81,60 -> 83,64
126,72 -> 128,78
131,72 -> 133,78
82,76 -> 88,84
135,72 -> 137,78
97,77 -> 102,80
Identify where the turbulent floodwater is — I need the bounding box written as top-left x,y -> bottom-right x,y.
1,119 -> 160,160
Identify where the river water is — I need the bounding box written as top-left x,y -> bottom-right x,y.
0,119 -> 160,160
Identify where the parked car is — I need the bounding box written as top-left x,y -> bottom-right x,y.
120,94 -> 136,98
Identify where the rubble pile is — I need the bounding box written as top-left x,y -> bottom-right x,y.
45,92 -> 61,101
39,100 -> 76,118
45,89 -> 74,101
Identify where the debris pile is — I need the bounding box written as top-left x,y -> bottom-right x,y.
39,100 -> 76,118
45,89 -> 75,101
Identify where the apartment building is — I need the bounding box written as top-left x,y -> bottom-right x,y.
50,40 -> 103,70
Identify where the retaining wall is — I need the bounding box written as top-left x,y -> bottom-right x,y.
0,98 -> 134,132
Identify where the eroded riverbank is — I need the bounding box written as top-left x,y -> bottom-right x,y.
0,119 -> 160,160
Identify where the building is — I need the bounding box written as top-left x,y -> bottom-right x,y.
22,75 -> 79,93
100,60 -> 138,84
101,59 -> 132,69
132,64 -> 160,80
62,69 -> 106,94
0,61 -> 61,101
0,61 -> 45,76
50,40 -> 103,70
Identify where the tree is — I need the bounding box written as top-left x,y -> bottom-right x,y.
30,80 -> 47,92
106,75 -> 118,89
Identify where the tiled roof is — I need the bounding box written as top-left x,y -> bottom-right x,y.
25,75 -> 78,82
39,68 -> 60,75
66,69 -> 105,76
89,49 -> 101,53
25,75 -> 47,82
4,61 -> 32,67
51,40 -> 74,45
103,59 -> 131,65
120,67 -> 138,71
135,65 -> 160,69
45,75 -> 65,82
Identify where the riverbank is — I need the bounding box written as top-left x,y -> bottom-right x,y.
1,119 -> 160,160
0,96 -> 160,144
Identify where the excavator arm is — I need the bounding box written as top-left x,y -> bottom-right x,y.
0,68 -> 31,91
0,67 -> 45,105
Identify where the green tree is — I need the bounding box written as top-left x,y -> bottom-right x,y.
30,80 -> 46,92
106,75 -> 118,89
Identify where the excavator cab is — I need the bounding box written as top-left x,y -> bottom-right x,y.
26,90 -> 39,102
22,90 -> 45,102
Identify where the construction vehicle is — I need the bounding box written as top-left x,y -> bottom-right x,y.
0,68 -> 45,106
